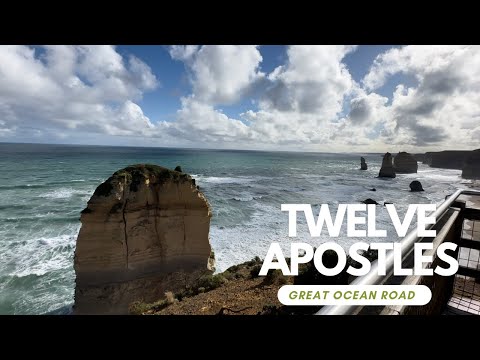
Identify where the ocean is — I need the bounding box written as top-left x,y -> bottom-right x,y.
0,143 -> 471,314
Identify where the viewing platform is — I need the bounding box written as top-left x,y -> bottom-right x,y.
317,189 -> 480,316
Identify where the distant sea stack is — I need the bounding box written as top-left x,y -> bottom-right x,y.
462,149 -> 480,179
73,164 -> 214,314
393,152 -> 418,173
409,180 -> 424,192
378,152 -> 396,178
423,150 -> 471,169
360,157 -> 368,170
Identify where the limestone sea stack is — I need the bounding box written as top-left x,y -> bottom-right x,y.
74,164 -> 213,314
393,152 -> 418,173
378,152 -> 396,178
462,149 -> 480,179
360,157 -> 368,170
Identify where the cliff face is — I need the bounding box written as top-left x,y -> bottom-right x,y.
393,152 -> 418,173
423,151 -> 471,169
74,164 -> 213,314
462,149 -> 480,179
378,152 -> 396,178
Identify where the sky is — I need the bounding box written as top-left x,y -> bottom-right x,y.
0,45 -> 479,152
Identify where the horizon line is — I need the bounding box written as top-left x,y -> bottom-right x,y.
0,140 -> 475,155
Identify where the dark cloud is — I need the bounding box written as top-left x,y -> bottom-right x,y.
421,68 -> 463,95
404,100 -> 438,116
258,80 -> 294,112
348,97 -> 371,123
408,123 -> 447,145
262,80 -> 338,114
394,114 -> 448,145
391,66 -> 464,145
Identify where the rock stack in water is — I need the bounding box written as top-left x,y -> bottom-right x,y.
393,152 -> 418,173
360,157 -> 368,170
462,149 -> 480,179
409,180 -> 424,192
73,164 -> 213,314
378,152 -> 396,178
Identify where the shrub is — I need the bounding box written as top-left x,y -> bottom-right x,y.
196,273 -> 227,291
129,295 -> 172,315
223,271 -> 234,281
245,256 -> 262,267
226,264 -> 240,273
250,264 -> 262,278
262,269 -> 288,286
165,291 -> 176,304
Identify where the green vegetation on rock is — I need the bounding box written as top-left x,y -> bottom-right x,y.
93,164 -> 193,197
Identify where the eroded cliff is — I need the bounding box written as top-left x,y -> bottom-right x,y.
73,164 -> 213,314
462,149 -> 480,179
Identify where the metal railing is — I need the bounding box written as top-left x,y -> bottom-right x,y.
316,188 -> 480,315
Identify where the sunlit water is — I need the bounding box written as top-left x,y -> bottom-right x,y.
0,143 -> 472,314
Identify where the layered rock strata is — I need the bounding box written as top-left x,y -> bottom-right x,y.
74,164 -> 213,314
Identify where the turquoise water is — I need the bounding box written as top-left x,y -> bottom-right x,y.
0,143 -> 470,314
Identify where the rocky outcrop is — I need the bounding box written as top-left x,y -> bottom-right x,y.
360,157 -> 367,170
409,180 -> 424,192
423,151 -> 471,169
74,164 -> 213,314
362,198 -> 379,205
462,149 -> 480,179
378,152 -> 396,178
174,165 -> 182,172
393,152 -> 418,173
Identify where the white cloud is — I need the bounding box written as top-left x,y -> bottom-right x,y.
260,45 -> 356,116
236,45 -> 360,149
161,45 -> 361,150
362,45 -> 470,91
0,45 -> 158,138
2,45 -> 480,152
362,45 -> 480,149
170,45 -> 264,105
169,45 -> 200,61
161,97 -> 252,143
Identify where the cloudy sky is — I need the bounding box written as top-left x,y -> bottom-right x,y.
0,45 -> 479,152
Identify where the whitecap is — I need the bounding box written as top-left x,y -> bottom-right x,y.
39,188 -> 89,199
196,176 -> 256,184
230,192 -> 264,202
6,234 -> 77,278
